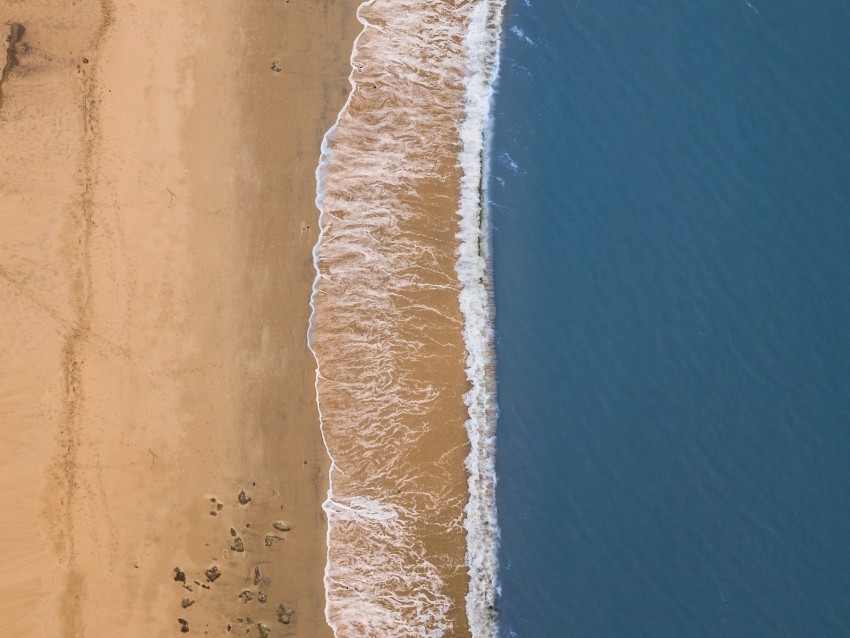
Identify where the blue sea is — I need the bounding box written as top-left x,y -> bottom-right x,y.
490,2 -> 850,636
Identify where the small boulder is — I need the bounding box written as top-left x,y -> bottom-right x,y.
204,565 -> 221,582
276,604 -> 295,624
272,521 -> 290,532
173,567 -> 186,583
3,23 -> 25,70
264,535 -> 282,547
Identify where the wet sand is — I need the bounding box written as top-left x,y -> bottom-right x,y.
310,2 -> 479,635
0,1 -> 358,636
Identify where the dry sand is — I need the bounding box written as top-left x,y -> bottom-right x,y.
0,1 -> 359,635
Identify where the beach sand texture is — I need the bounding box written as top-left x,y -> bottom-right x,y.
1,1 -> 359,635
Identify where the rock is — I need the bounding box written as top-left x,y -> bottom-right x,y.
238,590 -> 254,604
231,536 -> 245,552
257,591 -> 267,604
6,23 -> 25,46
237,489 -> 251,505
204,565 -> 221,582
173,567 -> 186,583
230,527 -> 237,537
3,23 -> 25,72
178,618 -> 189,633
276,604 -> 295,625
246,615 -> 254,624
257,622 -> 271,638
252,566 -> 262,586
264,535 -> 282,547
181,599 -> 195,609
210,511 -> 217,517
272,521 -> 290,532
271,59 -> 282,73
216,503 -> 224,511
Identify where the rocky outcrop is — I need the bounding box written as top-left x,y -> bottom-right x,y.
204,565 -> 222,582
276,603 -> 295,624
1,23 -> 25,109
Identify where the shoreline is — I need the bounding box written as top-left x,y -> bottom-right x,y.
456,1 -> 505,634
0,1 -> 358,635
310,0 -> 505,635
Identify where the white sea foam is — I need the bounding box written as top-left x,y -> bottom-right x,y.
310,0 -> 505,635
498,152 -> 521,175
456,1 -> 505,636
510,25 -> 535,46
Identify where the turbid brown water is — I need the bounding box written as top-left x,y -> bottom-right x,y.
310,1 -> 480,636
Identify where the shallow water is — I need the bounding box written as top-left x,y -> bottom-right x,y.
311,1 -> 503,635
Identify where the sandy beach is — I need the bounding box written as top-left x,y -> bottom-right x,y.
1,1 -> 358,635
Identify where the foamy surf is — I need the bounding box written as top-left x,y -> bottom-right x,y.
457,2 -> 505,636
309,0 -> 505,636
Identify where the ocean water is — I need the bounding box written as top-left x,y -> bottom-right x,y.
491,2 -> 850,637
